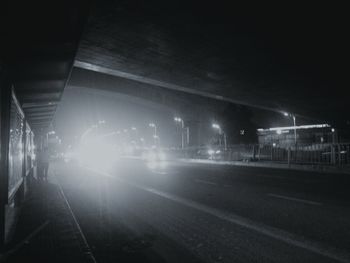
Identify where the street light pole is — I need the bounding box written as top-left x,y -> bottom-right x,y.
331,128 -> 336,144
186,127 -> 189,146
292,115 -> 297,145
223,132 -> 227,151
149,123 -> 158,146
181,119 -> 184,149
174,117 -> 185,149
212,123 -> 227,151
283,112 -> 297,146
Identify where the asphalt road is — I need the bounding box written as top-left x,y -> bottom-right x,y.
54,159 -> 350,263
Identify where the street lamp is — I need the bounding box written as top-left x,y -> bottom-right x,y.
282,112 -> 297,145
212,123 -> 227,151
174,117 -> 185,149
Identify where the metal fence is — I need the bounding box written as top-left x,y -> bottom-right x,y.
177,143 -> 350,166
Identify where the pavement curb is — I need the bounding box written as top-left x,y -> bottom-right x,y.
53,172 -> 97,263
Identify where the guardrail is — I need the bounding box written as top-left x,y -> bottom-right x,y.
172,143 -> 350,166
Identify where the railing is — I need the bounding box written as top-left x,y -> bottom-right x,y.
173,143 -> 350,166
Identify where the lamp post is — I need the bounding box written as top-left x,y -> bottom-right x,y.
212,123 -> 227,151
149,123 -> 158,146
174,117 -> 185,149
283,112 -> 297,145
331,128 -> 336,144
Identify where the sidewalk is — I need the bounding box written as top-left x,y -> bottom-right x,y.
0,171 -> 96,263
180,158 -> 350,175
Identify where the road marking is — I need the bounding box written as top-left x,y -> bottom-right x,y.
262,174 -> 321,183
85,167 -> 350,263
194,179 -> 217,186
140,187 -> 349,263
268,193 -> 322,206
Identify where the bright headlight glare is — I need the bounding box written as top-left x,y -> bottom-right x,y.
208,149 -> 214,155
77,139 -> 116,171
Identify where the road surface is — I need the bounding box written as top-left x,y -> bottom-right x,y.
54,158 -> 350,263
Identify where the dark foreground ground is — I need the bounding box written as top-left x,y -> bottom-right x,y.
12,158 -> 350,262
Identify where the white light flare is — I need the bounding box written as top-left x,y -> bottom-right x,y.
208,149 -> 215,155
212,123 -> 221,130
77,137 -> 117,172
